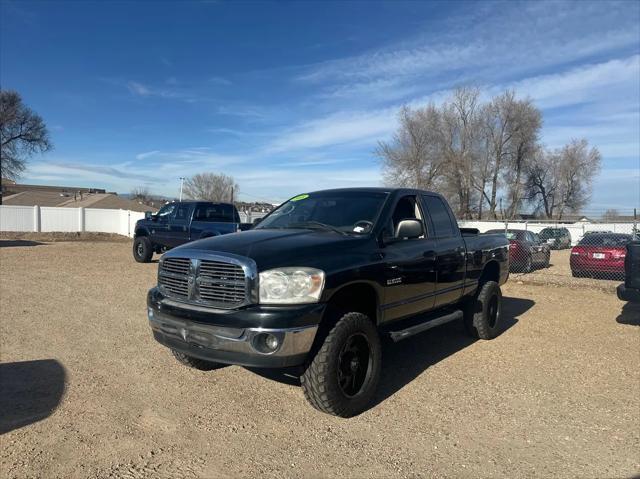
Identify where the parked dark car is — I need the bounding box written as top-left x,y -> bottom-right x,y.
617,240 -> 640,302
133,201 -> 241,262
570,233 -> 631,279
538,227 -> 572,249
485,229 -> 550,273
146,188 -> 509,417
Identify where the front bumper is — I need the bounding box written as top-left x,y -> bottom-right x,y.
617,283 -> 640,303
147,288 -> 324,368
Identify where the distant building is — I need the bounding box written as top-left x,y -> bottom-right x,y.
1,181 -> 157,213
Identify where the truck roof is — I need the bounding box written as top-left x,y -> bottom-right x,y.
166,200 -> 235,206
304,187 -> 438,196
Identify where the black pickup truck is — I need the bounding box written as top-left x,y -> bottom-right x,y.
133,201 -> 241,262
617,239 -> 640,303
147,188 -> 509,416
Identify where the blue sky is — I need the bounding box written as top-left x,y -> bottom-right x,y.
1,0 -> 639,210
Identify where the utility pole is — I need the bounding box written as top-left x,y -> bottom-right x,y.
179,177 -> 185,202
231,186 -> 234,203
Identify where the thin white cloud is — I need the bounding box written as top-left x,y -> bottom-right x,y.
265,108 -> 397,153
500,55 -> 640,110
209,76 -> 232,86
125,80 -> 197,101
127,81 -> 151,96
136,150 -> 161,160
295,2 -> 639,110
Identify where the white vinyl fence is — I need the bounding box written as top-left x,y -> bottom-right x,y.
458,220 -> 637,245
0,205 -> 145,238
0,206 -> 265,238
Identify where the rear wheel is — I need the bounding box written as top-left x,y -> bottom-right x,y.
544,252 -> 551,268
171,350 -> 222,371
301,312 -> 381,418
464,281 -> 502,340
133,236 -> 153,263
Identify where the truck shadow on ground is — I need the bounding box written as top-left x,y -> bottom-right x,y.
250,297 -> 534,408
616,302 -> 640,325
0,240 -> 46,248
371,296 -> 532,409
0,359 -> 66,434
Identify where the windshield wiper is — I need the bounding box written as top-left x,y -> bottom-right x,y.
289,221 -> 349,236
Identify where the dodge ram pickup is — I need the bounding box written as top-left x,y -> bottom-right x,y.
147,188 -> 510,416
133,201 -> 241,262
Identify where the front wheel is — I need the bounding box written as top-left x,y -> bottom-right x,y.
133,236 -> 153,263
301,312 -> 381,418
464,281 -> 503,340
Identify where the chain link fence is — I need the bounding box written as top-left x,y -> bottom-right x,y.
459,217 -> 638,286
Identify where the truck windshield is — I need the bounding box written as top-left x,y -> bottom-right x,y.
256,191 -> 389,234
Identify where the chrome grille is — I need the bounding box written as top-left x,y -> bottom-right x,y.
158,274 -> 189,298
158,256 -> 249,308
162,257 -> 191,275
198,260 -> 245,306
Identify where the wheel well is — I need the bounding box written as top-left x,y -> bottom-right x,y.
307,282 -> 379,361
479,260 -> 500,287
326,283 -> 378,324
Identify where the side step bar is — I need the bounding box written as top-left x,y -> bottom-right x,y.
388,310 -> 463,342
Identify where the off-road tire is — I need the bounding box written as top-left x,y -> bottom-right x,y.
133,236 -> 153,263
463,281 -> 502,340
171,350 -> 222,371
300,312 -> 381,418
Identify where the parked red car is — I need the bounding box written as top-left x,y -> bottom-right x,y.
485,229 -> 550,273
571,233 -> 631,279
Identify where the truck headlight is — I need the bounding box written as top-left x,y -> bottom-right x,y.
259,267 -> 325,304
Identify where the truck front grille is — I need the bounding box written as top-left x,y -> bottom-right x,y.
158,256 -> 249,308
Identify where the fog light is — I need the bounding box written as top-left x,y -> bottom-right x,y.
147,307 -> 154,319
252,332 -> 281,354
265,334 -> 279,350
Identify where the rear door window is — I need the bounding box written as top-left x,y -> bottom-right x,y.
174,203 -> 191,221
422,195 -> 456,238
194,204 -> 236,222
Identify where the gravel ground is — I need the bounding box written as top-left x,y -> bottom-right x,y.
1,240 -> 638,479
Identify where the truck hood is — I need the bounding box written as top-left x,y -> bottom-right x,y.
170,228 -> 371,271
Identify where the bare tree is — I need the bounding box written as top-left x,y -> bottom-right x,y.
554,139 -> 601,219
525,139 -> 601,219
503,98 -> 542,219
377,105 -> 445,190
440,86 -> 481,219
183,172 -> 238,202
0,90 -> 52,203
130,186 -> 151,203
603,208 -> 620,221
525,149 -> 560,218
378,87 -> 599,221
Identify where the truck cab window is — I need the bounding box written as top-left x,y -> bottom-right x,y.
175,204 -> 191,220
194,204 -> 233,222
157,203 -> 176,219
422,195 -> 455,238
389,196 -> 425,239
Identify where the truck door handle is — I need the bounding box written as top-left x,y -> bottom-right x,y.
423,251 -> 436,261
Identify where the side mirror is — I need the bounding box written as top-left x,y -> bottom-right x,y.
144,211 -> 154,220
395,219 -> 423,240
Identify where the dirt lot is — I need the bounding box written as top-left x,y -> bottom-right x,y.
1,240 -> 638,479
